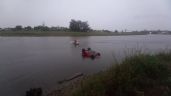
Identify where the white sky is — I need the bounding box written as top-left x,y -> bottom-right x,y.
0,0 -> 171,31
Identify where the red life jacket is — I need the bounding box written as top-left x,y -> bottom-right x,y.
82,51 -> 91,57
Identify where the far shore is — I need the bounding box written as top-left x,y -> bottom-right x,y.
0,31 -> 148,36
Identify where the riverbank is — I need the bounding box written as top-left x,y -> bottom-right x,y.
48,52 -> 171,96
0,31 -> 147,36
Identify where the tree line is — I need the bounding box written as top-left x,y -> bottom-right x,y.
0,19 -> 170,34
1,25 -> 69,32
0,19 -> 91,32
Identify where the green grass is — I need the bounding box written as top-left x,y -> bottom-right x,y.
68,52 -> 171,96
0,31 -> 147,36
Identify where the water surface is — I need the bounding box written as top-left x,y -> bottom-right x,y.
0,35 -> 171,96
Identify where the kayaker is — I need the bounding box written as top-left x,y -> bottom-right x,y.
82,48 -> 90,56
73,40 -> 79,45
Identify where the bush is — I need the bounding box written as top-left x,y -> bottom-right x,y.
71,53 -> 171,96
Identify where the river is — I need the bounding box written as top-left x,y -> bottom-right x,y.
0,35 -> 171,96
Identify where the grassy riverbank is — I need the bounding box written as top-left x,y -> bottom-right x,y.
54,52 -> 171,96
0,31 -> 147,36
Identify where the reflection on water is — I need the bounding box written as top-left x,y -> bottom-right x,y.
0,35 -> 171,96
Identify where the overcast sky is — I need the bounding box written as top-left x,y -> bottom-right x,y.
0,0 -> 171,31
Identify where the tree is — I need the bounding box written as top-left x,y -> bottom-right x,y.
50,26 -> 69,31
114,30 -> 118,33
14,25 -> 23,31
80,21 -> 90,32
34,25 -> 49,31
24,26 -> 32,31
69,19 -> 90,32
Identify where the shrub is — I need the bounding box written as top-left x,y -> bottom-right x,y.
71,53 -> 171,96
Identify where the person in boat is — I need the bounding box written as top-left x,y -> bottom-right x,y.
82,48 -> 101,58
73,40 -> 79,45
82,48 -> 89,56
88,48 -> 100,59
87,48 -> 95,55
